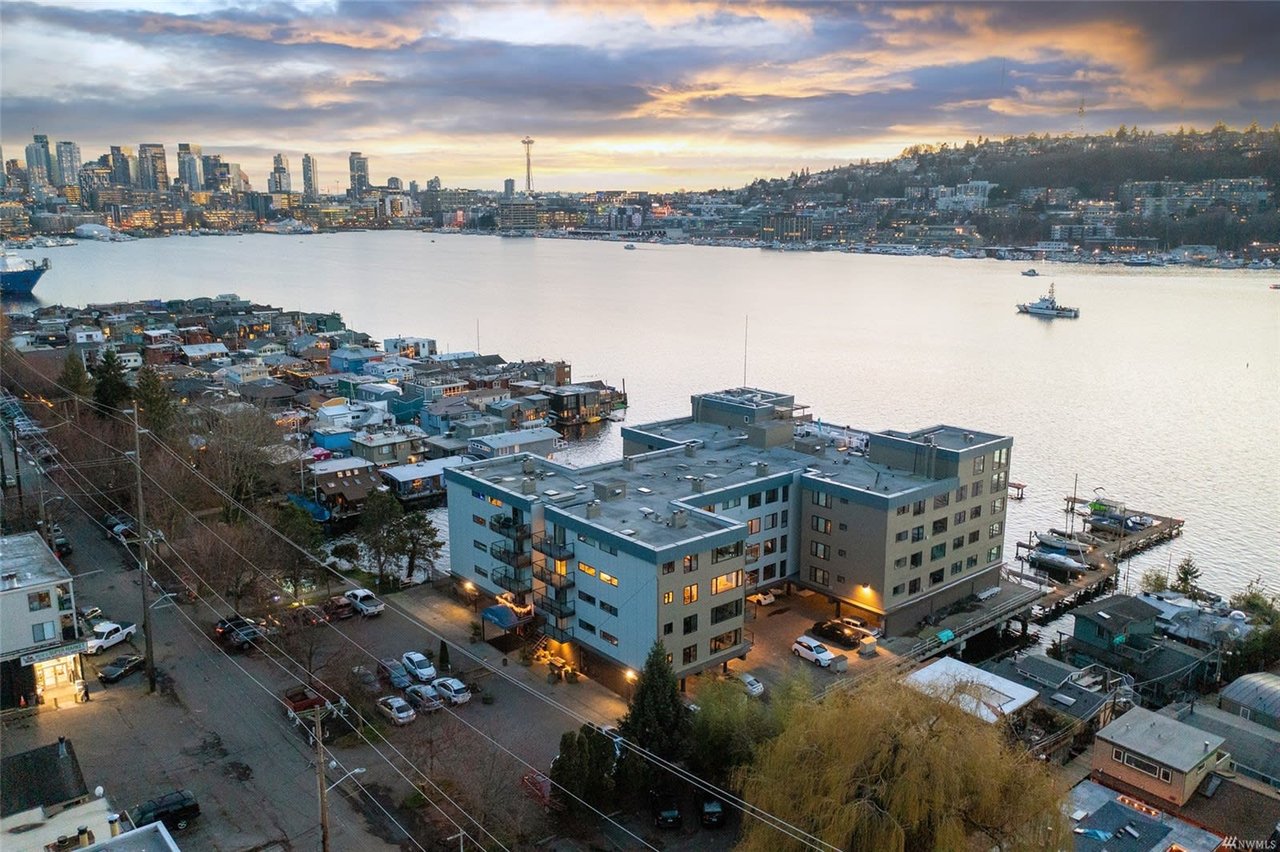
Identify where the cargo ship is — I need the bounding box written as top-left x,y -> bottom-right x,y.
1,253 -> 50,295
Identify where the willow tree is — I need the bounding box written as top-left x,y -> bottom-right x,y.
737,674 -> 1068,852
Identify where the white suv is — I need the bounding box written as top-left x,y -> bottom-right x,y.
792,636 -> 837,667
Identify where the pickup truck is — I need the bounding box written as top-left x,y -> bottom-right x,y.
86,621 -> 137,655
344,588 -> 384,617
282,685 -> 328,716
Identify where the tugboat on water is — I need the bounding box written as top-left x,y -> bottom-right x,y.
1016,282 -> 1079,319
1,252 -> 50,295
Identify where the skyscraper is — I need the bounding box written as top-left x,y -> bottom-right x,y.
503,178 -> 515,198
24,135 -> 52,186
267,153 -> 291,193
301,154 -> 318,201
177,143 -> 204,191
109,146 -> 136,186
53,141 -> 81,187
137,143 -> 170,191
348,151 -> 369,198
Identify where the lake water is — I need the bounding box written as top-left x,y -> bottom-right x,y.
14,232 -> 1280,597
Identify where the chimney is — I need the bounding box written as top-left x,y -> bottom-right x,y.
521,457 -> 535,475
623,457 -> 636,471
692,477 -> 705,493
521,477 -> 536,495
1203,740 -> 1211,752
77,826 -> 91,846
58,736 -> 68,758
108,815 -> 122,838
684,443 -> 696,457
755,461 -> 769,477
586,501 -> 601,519
671,509 -> 688,528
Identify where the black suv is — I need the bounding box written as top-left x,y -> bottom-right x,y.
225,623 -> 266,651
811,620 -> 861,650
650,790 -> 683,829
131,789 -> 200,831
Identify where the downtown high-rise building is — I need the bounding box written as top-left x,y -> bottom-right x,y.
267,153 -> 291,193
348,151 -> 369,198
301,153 -> 318,201
177,143 -> 204,191
109,146 -> 136,186
24,135 -> 52,186
137,143 -> 170,191
53,141 -> 81,187
503,178 -> 516,198
201,154 -> 228,192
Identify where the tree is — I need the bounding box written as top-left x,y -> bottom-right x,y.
437,639 -> 450,672
133,366 -> 175,439
1172,555 -> 1202,594
550,725 -> 617,814
685,679 -> 782,786
273,501 -> 325,597
1140,568 -> 1169,593
390,511 -> 443,582
358,491 -> 404,589
90,350 -> 132,415
57,349 -> 92,399
737,675 -> 1068,851
195,404 -> 286,522
617,641 -> 690,793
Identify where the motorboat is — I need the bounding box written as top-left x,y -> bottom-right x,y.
1036,532 -> 1090,556
1028,550 -> 1088,574
623,243 -> 636,250
1016,282 -> 1079,318
1021,268 -> 1039,277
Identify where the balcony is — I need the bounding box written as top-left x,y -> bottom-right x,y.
543,621 -> 574,643
490,542 -> 532,569
532,533 -> 574,561
533,562 -> 575,590
493,566 -> 533,594
534,591 -> 575,619
489,514 -> 531,541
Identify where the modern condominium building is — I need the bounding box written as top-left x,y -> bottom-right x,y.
444,387 -> 1012,689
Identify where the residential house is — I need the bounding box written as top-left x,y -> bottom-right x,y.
349,426 -> 428,467
180,342 -> 230,365
217,362 -> 270,386
466,427 -> 565,460
1220,673 -> 1280,730
1066,779 -> 1224,852
1163,694 -> 1280,791
237,378 -> 297,409
312,398 -> 393,431
1092,707 -> 1227,807
0,534 -> 83,711
328,345 -> 381,374
1137,589 -> 1256,649
383,336 -> 436,358
308,457 -> 379,520
903,656 -> 1038,723
379,457 -> 464,504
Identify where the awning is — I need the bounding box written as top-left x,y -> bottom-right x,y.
481,605 -> 520,630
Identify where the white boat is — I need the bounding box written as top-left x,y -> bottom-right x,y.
623,243 -> 636,250
1036,532 -> 1090,556
1021,268 -> 1039,277
1028,550 -> 1088,574
1016,282 -> 1079,319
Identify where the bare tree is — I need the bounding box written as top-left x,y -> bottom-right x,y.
192,403 -> 290,522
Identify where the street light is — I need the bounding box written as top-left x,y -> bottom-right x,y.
325,762 -> 366,793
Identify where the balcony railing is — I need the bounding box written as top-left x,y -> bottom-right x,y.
492,566 -> 533,594
532,533 -> 574,561
533,562 -> 575,590
490,542 -> 532,569
543,621 -> 574,643
489,514 -> 531,541
534,591 -> 575,619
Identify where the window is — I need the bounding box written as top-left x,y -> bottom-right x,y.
910,552 -> 923,568
763,538 -> 777,555
764,513 -> 778,530
838,522 -> 847,531
599,571 -> 619,587
766,488 -> 778,504
662,560 -> 675,575
894,556 -> 908,569
971,504 -> 982,519
475,566 -> 488,578
809,566 -> 830,586
600,601 -> 618,616
892,583 -> 905,596
987,545 -> 1002,563
780,534 -> 788,550
601,630 -> 619,646
895,530 -> 909,542
712,543 -> 742,563
908,578 -> 921,594
683,614 -> 698,635
810,541 -> 830,560
710,629 -> 740,653
748,493 -> 762,508
711,599 -> 742,624
989,522 -> 1004,538
932,518 -> 948,535
930,568 -> 944,585
972,480 -> 984,497
748,517 -> 762,535
956,484 -> 968,502
27,591 -> 51,612
993,447 -> 1009,470
763,564 -> 776,580
682,644 -> 698,665
745,543 -> 761,564
969,530 -> 980,544
781,510 -> 788,525
32,621 -> 57,642
722,497 -> 741,510
578,562 -> 596,577
973,456 -> 985,475
952,536 -> 964,551
967,555 -> 978,568
991,471 -> 1008,491
683,583 -> 699,605
1115,748 -> 1168,781
912,500 -> 926,516
683,554 -> 698,573
782,485 -> 789,501
896,504 -> 910,516
992,497 -> 1006,514
663,591 -> 674,605
711,570 -> 742,595
954,510 -> 966,525
664,622 -> 673,635
473,540 -> 487,552
578,590 -> 597,604
811,515 -> 832,534
951,561 -> 963,576
930,543 -> 947,561
487,495 -> 504,507
472,514 -> 486,526
933,492 -> 950,510
578,619 -> 596,634
911,525 -> 925,542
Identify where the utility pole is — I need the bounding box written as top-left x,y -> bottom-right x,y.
11,422 -> 23,513
315,709 -> 330,852
130,406 -> 157,694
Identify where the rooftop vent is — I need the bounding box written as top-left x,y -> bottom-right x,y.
619,529 -> 637,536
586,500 -> 602,519
671,509 -> 688,529
636,486 -> 653,495
521,477 -> 536,495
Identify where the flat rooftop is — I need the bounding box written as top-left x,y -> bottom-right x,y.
0,533 -> 72,591
1096,707 -> 1226,773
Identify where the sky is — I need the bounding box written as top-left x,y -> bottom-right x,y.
2,1 -> 1278,192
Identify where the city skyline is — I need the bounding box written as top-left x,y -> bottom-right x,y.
2,1 -> 1279,191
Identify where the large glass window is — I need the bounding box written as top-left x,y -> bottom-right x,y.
930,543 -> 946,561
683,614 -> 698,635
682,644 -> 698,665
27,591 -> 51,612
711,570 -> 742,595
748,518 -> 762,535
711,599 -> 742,624
809,566 -> 830,586
32,622 -> 56,642
683,583 -> 699,605
712,542 -> 742,563
809,541 -> 830,560
811,515 -> 832,534
683,554 -> 698,573
812,491 -> 831,508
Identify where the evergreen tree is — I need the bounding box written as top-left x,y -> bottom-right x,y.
90,350 -> 131,415
57,349 -> 93,398
358,491 -> 404,589
390,511 -> 443,582
1173,555 -> 1203,594
133,366 -> 174,439
617,641 -> 690,793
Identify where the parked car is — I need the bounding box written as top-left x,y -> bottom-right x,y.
100,513 -> 131,538
811,620 -> 862,650
746,590 -> 776,606
322,595 -> 355,620
377,695 -> 417,726
404,684 -> 444,712
736,671 -> 765,697
401,651 -> 437,683
792,636 -> 837,667
214,616 -> 263,641
432,677 -> 471,705
225,623 -> 266,651
650,790 -> 683,829
344,588 -> 384,616
837,616 -> 882,638
351,665 -> 379,693
130,789 -> 200,832
700,797 -> 726,828
97,654 -> 144,684
378,658 -> 412,689
2,473 -> 16,489
268,605 -> 326,631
